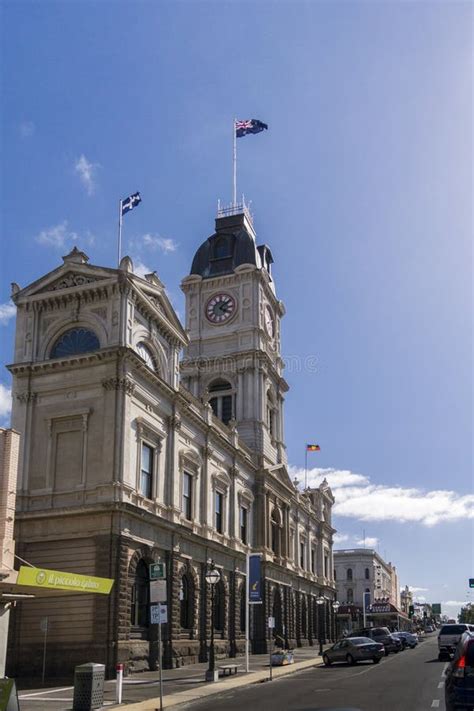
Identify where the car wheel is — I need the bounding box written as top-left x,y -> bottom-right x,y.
372,657 -> 380,664
323,654 -> 331,666
346,653 -> 356,665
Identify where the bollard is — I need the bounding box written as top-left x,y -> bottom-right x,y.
115,663 -> 124,704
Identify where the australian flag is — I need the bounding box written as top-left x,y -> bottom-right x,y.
121,192 -> 142,216
235,119 -> 268,138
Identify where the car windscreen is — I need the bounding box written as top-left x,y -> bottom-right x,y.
372,628 -> 390,635
350,637 -> 375,645
440,625 -> 466,635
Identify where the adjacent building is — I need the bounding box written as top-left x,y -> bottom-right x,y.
334,548 -> 408,632
6,205 -> 337,679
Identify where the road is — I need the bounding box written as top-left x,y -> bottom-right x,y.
183,635 -> 447,711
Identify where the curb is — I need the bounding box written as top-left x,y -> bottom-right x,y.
107,655 -> 322,710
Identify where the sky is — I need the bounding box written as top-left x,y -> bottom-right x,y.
1,0 -> 472,617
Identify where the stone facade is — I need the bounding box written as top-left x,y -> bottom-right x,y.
6,211 -> 337,680
334,548 -> 400,609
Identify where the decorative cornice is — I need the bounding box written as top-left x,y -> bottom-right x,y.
102,377 -> 136,395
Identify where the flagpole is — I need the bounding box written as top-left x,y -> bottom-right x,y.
117,199 -> 123,266
233,118 -> 237,206
305,447 -> 308,490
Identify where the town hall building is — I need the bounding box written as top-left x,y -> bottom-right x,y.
6,204 -> 337,678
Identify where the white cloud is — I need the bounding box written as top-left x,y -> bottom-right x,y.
0,384 -> 12,420
141,234 -> 177,254
74,154 -> 99,195
0,303 -> 16,325
443,601 -> 467,607
333,533 -> 350,544
400,586 -> 428,593
356,536 -> 379,547
289,466 -> 474,526
34,221 -> 94,250
132,257 -> 153,278
415,596 -> 427,602
19,120 -> 35,138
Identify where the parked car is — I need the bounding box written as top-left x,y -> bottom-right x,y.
349,627 -> 401,655
393,631 -> 418,649
444,631 -> 474,711
323,637 -> 385,666
439,624 -> 474,660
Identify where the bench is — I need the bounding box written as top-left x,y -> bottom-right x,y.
218,664 -> 241,677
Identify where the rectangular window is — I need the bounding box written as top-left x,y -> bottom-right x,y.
324,553 -> 329,578
221,396 -> 233,425
300,541 -> 305,569
140,443 -> 153,499
182,472 -> 192,520
240,506 -> 248,544
311,549 -> 315,574
215,491 -> 223,533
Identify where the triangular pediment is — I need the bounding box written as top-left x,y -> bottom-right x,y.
266,464 -> 295,491
12,262 -> 119,301
132,278 -> 187,344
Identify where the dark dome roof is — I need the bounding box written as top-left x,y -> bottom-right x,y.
190,213 -> 261,278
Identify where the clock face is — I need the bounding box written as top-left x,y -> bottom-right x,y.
264,306 -> 275,337
205,293 -> 237,324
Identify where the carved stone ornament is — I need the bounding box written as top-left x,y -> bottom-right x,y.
15,391 -> 37,404
168,414 -> 182,430
50,274 -> 97,291
102,377 -> 136,395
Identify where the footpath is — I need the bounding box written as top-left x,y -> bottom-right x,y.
17,645 -> 328,711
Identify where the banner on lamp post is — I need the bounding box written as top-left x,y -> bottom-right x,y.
249,554 -> 262,604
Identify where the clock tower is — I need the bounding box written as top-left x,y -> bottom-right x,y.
181,204 -> 288,466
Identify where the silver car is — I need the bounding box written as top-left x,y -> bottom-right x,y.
323,637 -> 385,666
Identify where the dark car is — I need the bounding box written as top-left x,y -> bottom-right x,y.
349,627 -> 401,655
444,631 -> 474,711
323,637 -> 385,666
393,631 -> 418,649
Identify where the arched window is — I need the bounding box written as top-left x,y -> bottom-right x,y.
267,390 -> 277,439
271,508 -> 281,556
301,596 -> 307,638
130,560 -> 150,633
214,579 -> 225,632
136,342 -> 157,372
347,568 -> 353,581
180,574 -> 194,629
347,588 -> 354,603
208,379 -> 233,425
365,588 -> 370,593
365,567 -> 370,580
50,328 -> 100,358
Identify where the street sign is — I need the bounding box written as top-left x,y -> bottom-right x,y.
150,563 -> 166,581
268,616 -> 275,629
432,603 -> 441,615
40,617 -> 49,633
150,580 -> 167,603
469,578 -> 474,589
151,604 -> 168,625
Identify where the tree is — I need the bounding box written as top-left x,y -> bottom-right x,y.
458,605 -> 474,624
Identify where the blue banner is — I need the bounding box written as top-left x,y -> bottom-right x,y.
363,591 -> 371,611
249,554 -> 262,604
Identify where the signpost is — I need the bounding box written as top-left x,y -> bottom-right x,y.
469,579 -> 474,589
432,603 -> 441,615
40,617 -> 48,686
150,563 -> 166,581
149,562 -> 167,711
268,617 -> 275,680
150,580 -> 167,604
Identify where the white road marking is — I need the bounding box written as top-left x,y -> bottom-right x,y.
438,681 -> 444,689
431,701 -> 440,708
18,698 -> 72,702
19,687 -> 73,698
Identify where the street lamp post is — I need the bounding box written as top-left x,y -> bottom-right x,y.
332,600 -> 340,641
316,595 -> 326,656
205,562 -> 221,683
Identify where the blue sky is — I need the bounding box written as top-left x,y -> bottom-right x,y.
1,0 -> 472,616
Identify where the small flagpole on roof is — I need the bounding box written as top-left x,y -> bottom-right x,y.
233,118 -> 237,206
118,199 -> 123,266
305,446 -> 308,489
